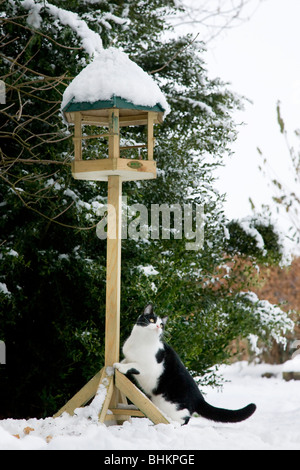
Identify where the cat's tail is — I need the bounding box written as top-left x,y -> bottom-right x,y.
196,399 -> 256,423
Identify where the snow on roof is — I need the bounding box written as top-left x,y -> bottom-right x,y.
61,47 -> 170,115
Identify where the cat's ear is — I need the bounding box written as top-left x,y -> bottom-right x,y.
161,316 -> 168,326
144,304 -> 153,315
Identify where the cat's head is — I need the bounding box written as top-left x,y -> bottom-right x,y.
136,304 -> 167,335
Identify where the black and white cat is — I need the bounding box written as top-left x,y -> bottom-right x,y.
114,304 -> 256,425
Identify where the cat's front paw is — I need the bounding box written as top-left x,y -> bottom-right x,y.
113,362 -> 129,374
113,362 -> 140,375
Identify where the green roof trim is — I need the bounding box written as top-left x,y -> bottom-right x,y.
63,95 -> 165,113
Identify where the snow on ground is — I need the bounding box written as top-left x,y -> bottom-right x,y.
1,359 -> 300,450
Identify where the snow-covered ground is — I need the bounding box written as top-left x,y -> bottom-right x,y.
1,359 -> 300,450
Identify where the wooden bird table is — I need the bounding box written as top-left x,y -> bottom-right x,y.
54,105 -> 169,425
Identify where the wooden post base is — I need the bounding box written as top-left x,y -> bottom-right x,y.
53,368 -> 169,425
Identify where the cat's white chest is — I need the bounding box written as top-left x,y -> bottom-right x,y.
122,327 -> 164,395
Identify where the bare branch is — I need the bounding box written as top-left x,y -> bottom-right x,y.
170,0 -> 264,43
149,33 -> 200,75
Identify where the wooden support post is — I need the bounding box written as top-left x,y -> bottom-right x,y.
115,370 -> 169,425
105,175 -> 122,368
98,371 -> 114,422
53,369 -> 104,417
